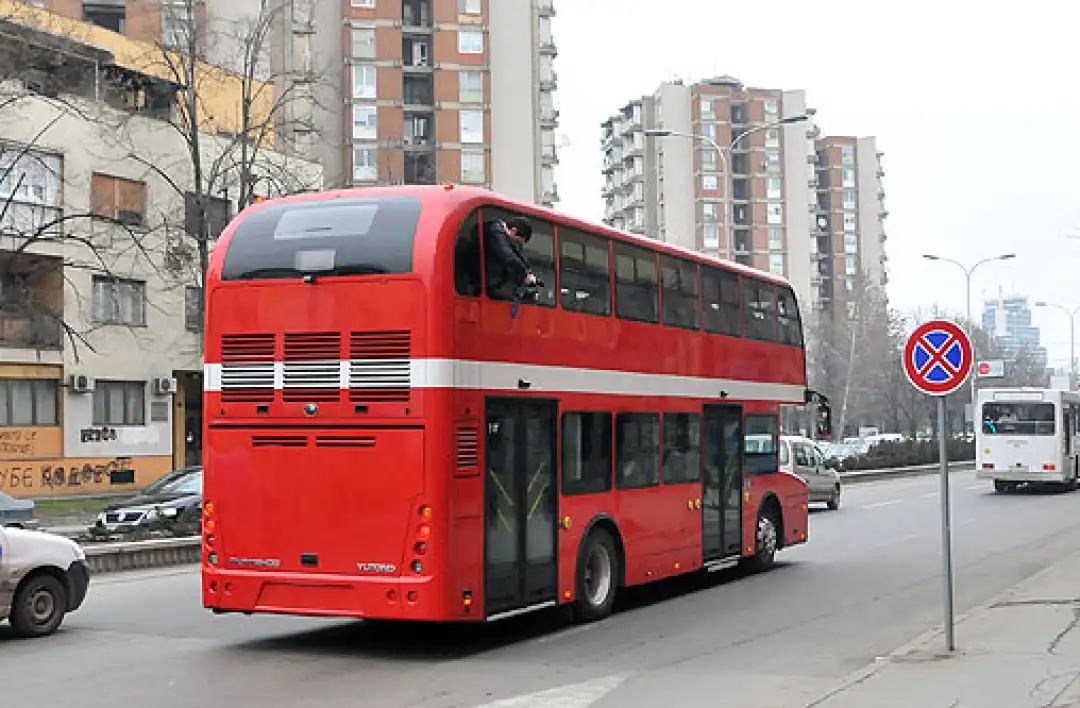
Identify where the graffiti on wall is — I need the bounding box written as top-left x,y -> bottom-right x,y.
0,428 -> 61,458
0,455 -> 174,498
80,427 -> 119,443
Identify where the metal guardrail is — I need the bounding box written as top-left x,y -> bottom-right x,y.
64,462 -> 979,575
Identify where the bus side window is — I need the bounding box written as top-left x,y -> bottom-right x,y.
743,280 -> 778,342
454,211 -> 482,297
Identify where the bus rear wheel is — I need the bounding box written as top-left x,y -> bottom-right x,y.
573,528 -> 619,623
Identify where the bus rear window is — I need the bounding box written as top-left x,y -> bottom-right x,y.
982,402 -> 1056,435
221,196 -> 421,281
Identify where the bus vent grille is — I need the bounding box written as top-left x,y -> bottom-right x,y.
251,435 -> 307,448
284,332 -> 342,360
349,330 -> 411,403
283,333 -> 343,401
220,364 -> 275,402
456,425 -> 479,471
316,435 -> 376,448
221,334 -> 275,362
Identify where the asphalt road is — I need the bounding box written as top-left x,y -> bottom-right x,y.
4,470 -> 1080,708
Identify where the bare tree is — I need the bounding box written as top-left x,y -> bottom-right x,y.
125,0 -> 324,334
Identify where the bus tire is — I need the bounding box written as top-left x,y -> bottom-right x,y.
10,573 -> 68,638
573,528 -> 619,623
746,509 -> 780,573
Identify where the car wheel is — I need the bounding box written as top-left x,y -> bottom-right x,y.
827,486 -> 840,510
10,574 -> 68,638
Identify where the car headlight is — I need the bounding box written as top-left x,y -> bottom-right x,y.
161,508 -> 179,518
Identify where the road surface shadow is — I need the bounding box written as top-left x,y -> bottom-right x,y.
227,560 -> 797,662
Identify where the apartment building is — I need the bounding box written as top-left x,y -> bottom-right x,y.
0,8 -> 321,498
812,136 -> 888,315
601,76 -> 818,312
601,76 -> 889,321
44,0 -> 560,203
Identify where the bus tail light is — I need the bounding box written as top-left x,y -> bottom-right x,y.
411,504 -> 432,575
204,500 -> 218,565
1044,464 -> 1057,471
413,541 -> 428,555
983,463 -> 995,469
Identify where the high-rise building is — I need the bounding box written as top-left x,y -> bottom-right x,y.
982,293 -> 1050,368
812,136 -> 889,316
274,0 -> 560,202
601,76 -> 888,319
46,0 -> 560,204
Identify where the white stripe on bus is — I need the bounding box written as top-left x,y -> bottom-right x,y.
203,359 -> 806,403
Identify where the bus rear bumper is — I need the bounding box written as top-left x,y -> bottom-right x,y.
976,468 -> 1068,484
202,569 -> 452,621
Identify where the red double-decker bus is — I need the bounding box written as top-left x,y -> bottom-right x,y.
201,185 -> 812,623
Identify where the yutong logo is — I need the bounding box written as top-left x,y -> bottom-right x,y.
357,562 -> 397,574
229,557 -> 282,568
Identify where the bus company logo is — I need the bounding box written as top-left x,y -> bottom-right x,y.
229,557 -> 282,569
356,562 -> 397,574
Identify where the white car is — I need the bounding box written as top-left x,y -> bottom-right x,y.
0,525 -> 91,638
779,435 -> 843,510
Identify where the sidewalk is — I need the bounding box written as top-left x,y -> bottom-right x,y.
808,549 -> 1080,707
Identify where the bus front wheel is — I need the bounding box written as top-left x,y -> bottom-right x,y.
745,511 -> 779,573
573,528 -> 620,623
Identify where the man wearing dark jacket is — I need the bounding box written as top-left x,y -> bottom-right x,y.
484,217 -> 537,293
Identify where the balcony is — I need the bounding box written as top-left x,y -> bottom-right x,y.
539,70 -> 558,92
538,39 -> 557,57
538,0 -> 556,17
540,109 -> 559,130
541,144 -> 559,166
402,0 -> 433,29
0,311 -> 62,350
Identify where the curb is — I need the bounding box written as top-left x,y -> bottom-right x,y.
839,461 -> 975,485
803,548 -> 1080,707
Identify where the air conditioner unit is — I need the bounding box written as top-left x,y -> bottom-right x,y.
153,377 -> 179,395
70,374 -> 95,393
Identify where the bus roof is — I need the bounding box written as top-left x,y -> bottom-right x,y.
239,184 -> 798,291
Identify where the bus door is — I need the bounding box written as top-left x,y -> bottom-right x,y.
483,398 -> 558,617
703,404 -> 743,563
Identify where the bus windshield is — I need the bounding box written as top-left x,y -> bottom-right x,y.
982,402 -> 1056,436
221,196 -> 422,281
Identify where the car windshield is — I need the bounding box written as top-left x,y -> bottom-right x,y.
143,467 -> 203,495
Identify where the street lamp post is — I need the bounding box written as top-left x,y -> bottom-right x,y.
645,111 -> 813,262
922,253 -> 1017,431
1035,301 -> 1080,389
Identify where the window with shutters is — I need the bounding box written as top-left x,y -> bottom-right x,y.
91,173 -> 147,227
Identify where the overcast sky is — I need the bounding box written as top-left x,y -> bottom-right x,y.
550,0 -> 1080,367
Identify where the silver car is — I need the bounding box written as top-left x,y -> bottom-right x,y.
0,491 -> 39,529
779,435 -> 842,510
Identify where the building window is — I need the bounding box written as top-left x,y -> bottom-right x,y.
90,173 -> 146,226
845,255 -> 858,275
458,0 -> 482,13
458,29 -> 484,54
351,27 -> 376,58
161,3 -> 193,50
769,254 -> 784,275
91,276 -> 146,327
699,99 -> 713,118
843,213 -> 857,232
844,232 -> 858,253
700,123 -> 717,140
765,150 -> 781,172
460,110 -> 484,144
842,168 -> 855,187
767,203 -> 783,224
768,227 -> 783,250
352,147 -> 377,182
843,188 -> 856,210
615,413 -> 660,489
352,65 -> 377,99
459,70 -> 483,103
83,3 -> 126,33
352,105 -> 377,140
842,146 -> 855,165
767,177 -> 782,199
461,151 -> 485,184
763,98 -> 779,116
703,224 -> 719,249
0,144 -> 62,237
701,149 -> 716,170
703,202 -> 717,221
0,378 -> 58,426
185,286 -> 203,332
93,380 -> 145,427
845,278 -> 855,292
701,174 -> 718,191
765,129 -> 780,148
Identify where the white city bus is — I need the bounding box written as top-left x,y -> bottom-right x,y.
976,387 -> 1080,492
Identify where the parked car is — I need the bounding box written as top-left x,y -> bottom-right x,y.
0,524 -> 90,637
779,435 -> 842,510
0,491 -> 39,530
88,466 -> 202,538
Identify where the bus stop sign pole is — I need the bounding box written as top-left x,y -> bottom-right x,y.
902,319 -> 973,652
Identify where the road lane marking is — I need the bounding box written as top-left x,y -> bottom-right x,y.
864,499 -> 902,509
473,673 -> 632,707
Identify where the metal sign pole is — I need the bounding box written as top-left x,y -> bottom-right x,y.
938,394 -> 955,651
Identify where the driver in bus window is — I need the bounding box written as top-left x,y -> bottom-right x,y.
484,217 -> 537,297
